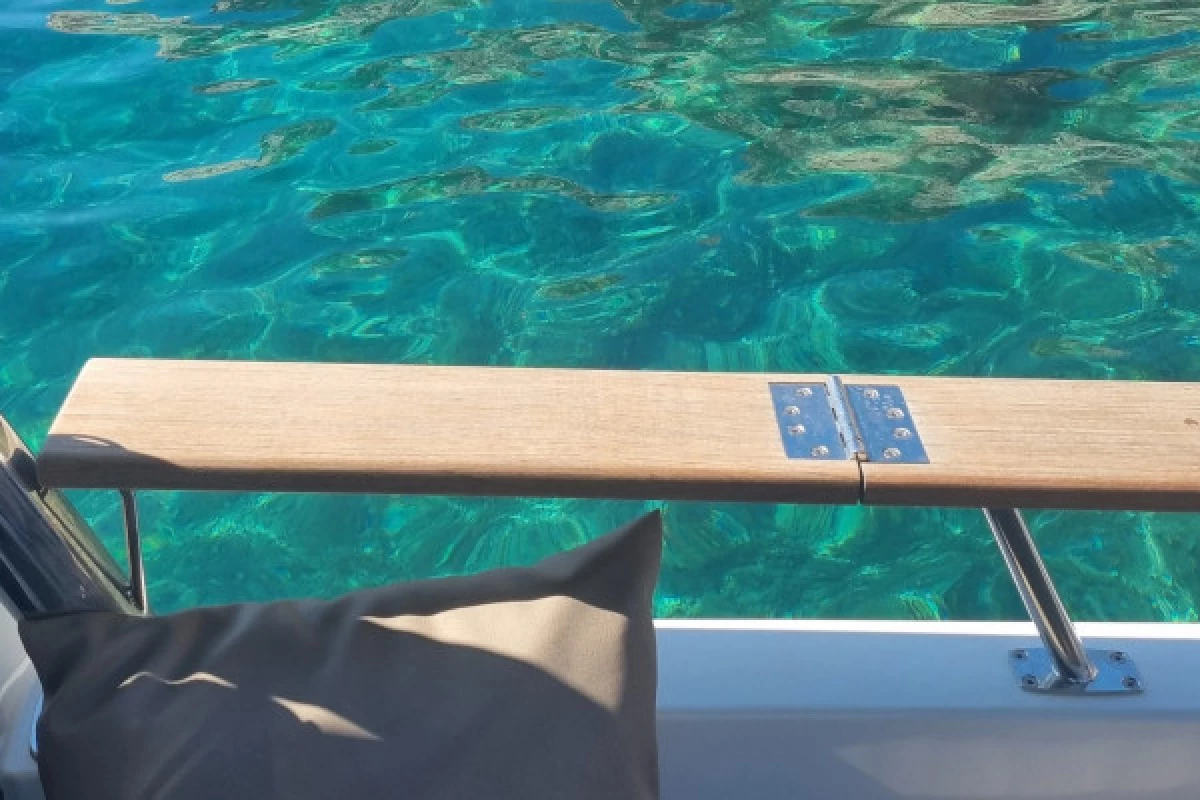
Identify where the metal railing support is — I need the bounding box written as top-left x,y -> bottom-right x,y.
119,490 -> 149,614
0,413 -> 132,614
983,508 -> 1140,693
983,508 -> 1096,684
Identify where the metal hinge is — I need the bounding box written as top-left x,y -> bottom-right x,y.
769,378 -> 928,464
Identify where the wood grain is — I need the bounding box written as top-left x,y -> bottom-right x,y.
858,376 -> 1200,511
38,359 -> 860,504
39,360 -> 1200,510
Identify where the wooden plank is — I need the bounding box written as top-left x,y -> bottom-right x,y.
859,376 -> 1200,511
39,360 -> 1200,510
38,359 -> 860,503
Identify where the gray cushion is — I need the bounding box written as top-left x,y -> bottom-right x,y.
19,512 -> 662,800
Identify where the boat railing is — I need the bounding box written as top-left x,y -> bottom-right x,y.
25,357 -> 1200,695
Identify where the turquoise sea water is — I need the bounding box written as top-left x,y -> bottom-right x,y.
3,0 -> 1200,618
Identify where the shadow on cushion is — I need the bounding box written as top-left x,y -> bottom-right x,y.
20,511 -> 662,800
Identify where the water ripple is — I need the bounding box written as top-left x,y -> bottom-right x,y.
4,0 -> 1199,618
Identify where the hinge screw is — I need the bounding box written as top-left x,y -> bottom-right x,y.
1014,649 -> 1028,660
811,445 -> 830,457
1122,676 -> 1139,689
785,405 -> 801,416
885,407 -> 905,419
797,387 -> 814,397
882,447 -> 902,459
1021,674 -> 1038,687
788,424 -> 807,435
1110,651 -> 1127,663
894,428 -> 912,439
863,388 -> 880,400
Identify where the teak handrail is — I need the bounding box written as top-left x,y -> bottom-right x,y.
36,358 -> 1200,511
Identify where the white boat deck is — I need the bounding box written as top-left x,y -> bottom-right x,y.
658,620 -> 1200,799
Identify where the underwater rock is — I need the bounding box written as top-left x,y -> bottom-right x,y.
1030,337 -> 1130,360
869,0 -> 1100,27
310,167 -> 675,218
194,78 -> 277,94
1062,239 -> 1179,277
163,118 -> 334,181
358,81 -> 450,111
347,138 -> 398,155
807,149 -> 908,173
460,106 -> 583,131
302,57 -> 405,91
48,11 -> 193,34
162,158 -> 260,182
308,249 -> 409,274
536,274 -> 623,299
49,0 -> 479,60
730,67 -> 923,91
258,118 -> 336,165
